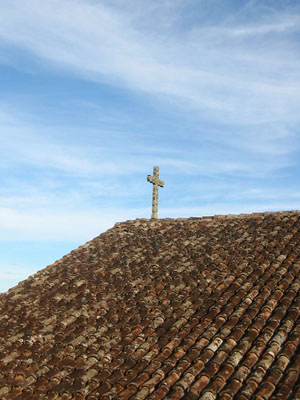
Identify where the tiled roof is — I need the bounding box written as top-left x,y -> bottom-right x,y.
1,211 -> 300,399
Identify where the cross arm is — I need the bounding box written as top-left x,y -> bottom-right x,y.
147,175 -> 164,187
147,175 -> 153,183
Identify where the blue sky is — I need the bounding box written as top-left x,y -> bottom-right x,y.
0,0 -> 300,292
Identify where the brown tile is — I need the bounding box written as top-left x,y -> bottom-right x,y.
190,374 -> 210,396
255,381 -> 276,399
273,383 -> 292,399
208,376 -> 226,394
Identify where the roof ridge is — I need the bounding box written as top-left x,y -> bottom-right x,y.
113,210 -> 300,229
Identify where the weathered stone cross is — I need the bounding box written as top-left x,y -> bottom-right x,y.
147,166 -> 164,219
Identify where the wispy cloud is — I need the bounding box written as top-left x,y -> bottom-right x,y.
0,0 -> 299,128
0,206 -> 138,241
2,85 -> 299,177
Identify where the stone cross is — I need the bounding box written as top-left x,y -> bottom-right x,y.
147,166 -> 164,219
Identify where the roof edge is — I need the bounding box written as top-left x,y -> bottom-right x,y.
113,209 -> 300,228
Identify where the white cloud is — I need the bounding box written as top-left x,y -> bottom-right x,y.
196,16 -> 300,38
0,206 -> 144,241
0,103 -> 296,185
0,0 -> 299,130
0,110 -> 137,177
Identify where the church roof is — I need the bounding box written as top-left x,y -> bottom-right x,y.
1,211 -> 300,399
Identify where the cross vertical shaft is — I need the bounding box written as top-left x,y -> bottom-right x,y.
147,166 -> 164,219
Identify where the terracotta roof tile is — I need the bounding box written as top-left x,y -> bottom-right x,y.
1,211 -> 300,399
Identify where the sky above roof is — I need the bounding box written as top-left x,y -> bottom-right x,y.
0,0 -> 300,292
